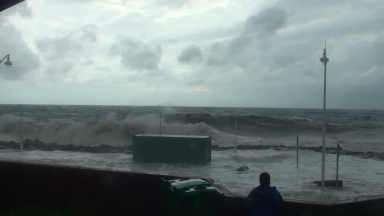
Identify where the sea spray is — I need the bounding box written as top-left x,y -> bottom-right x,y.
1,105 -> 384,152
0,113 -> 213,146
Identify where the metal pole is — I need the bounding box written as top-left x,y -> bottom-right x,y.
297,135 -> 299,167
158,106 -> 162,136
336,144 -> 340,187
320,40 -> 329,188
20,105 -> 23,151
235,114 -> 237,153
321,61 -> 326,188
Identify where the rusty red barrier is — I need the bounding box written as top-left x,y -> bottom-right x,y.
0,160 -> 383,216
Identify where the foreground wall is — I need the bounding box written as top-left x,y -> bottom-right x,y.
0,161 -> 383,216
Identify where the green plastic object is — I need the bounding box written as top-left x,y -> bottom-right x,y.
162,178 -> 223,216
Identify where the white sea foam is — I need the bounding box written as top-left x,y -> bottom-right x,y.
0,113 -> 213,146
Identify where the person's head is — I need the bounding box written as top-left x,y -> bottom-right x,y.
259,172 -> 270,186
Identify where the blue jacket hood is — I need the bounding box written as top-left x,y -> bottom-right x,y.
246,186 -> 283,216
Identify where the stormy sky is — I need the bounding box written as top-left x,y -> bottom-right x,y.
0,0 -> 384,109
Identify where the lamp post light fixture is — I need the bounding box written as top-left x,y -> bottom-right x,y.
0,54 -> 12,68
319,41 -> 329,188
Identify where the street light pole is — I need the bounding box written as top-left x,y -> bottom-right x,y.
320,40 -> 329,188
158,105 -> 162,136
19,104 -> 23,151
0,54 -> 12,68
234,112 -> 237,153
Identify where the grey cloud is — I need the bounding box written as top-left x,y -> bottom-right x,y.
79,58 -> 93,66
96,66 -> 111,72
228,36 -> 252,56
36,33 -> 82,76
34,24 -> 100,76
268,40 -> 321,70
0,24 -> 39,80
205,35 -> 255,69
244,7 -> 287,36
142,0 -> 189,8
291,0 -> 372,9
280,0 -> 384,41
105,12 -> 154,38
328,65 -> 384,109
81,24 -> 98,42
49,0 -> 95,4
327,37 -> 384,78
372,35 -> 384,67
206,42 -> 229,66
44,60 -> 75,75
201,7 -> 288,69
14,1 -> 32,17
178,45 -> 202,64
0,1 -> 31,24
186,78 -> 205,86
36,37 -> 81,61
226,36 -> 257,68
110,36 -> 161,71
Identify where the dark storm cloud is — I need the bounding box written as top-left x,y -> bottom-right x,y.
177,45 -> 202,64
322,35 -> 384,109
173,2 -> 384,109
205,42 -> 229,66
0,24 -> 39,80
201,7 -> 287,69
372,35 -> 384,67
226,35 -> 257,68
280,0 -> 384,41
328,65 -> 384,109
244,7 -> 287,36
110,36 -> 162,71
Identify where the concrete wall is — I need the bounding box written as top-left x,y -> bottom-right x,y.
0,161 -> 383,216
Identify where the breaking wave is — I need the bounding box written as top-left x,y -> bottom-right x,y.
0,113 -> 212,146
163,113 -> 383,136
1,111 -> 383,148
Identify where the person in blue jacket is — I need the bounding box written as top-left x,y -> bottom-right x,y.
246,172 -> 283,216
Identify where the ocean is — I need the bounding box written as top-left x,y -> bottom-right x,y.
0,104 -> 384,202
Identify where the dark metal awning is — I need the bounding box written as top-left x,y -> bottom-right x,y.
0,0 -> 25,13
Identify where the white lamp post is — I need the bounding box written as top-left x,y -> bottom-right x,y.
319,41 -> 329,188
158,105 -> 162,136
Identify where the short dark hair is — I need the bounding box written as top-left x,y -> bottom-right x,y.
259,172 -> 270,186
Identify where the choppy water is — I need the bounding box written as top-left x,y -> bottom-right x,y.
1,105 -> 384,152
0,104 -> 384,202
